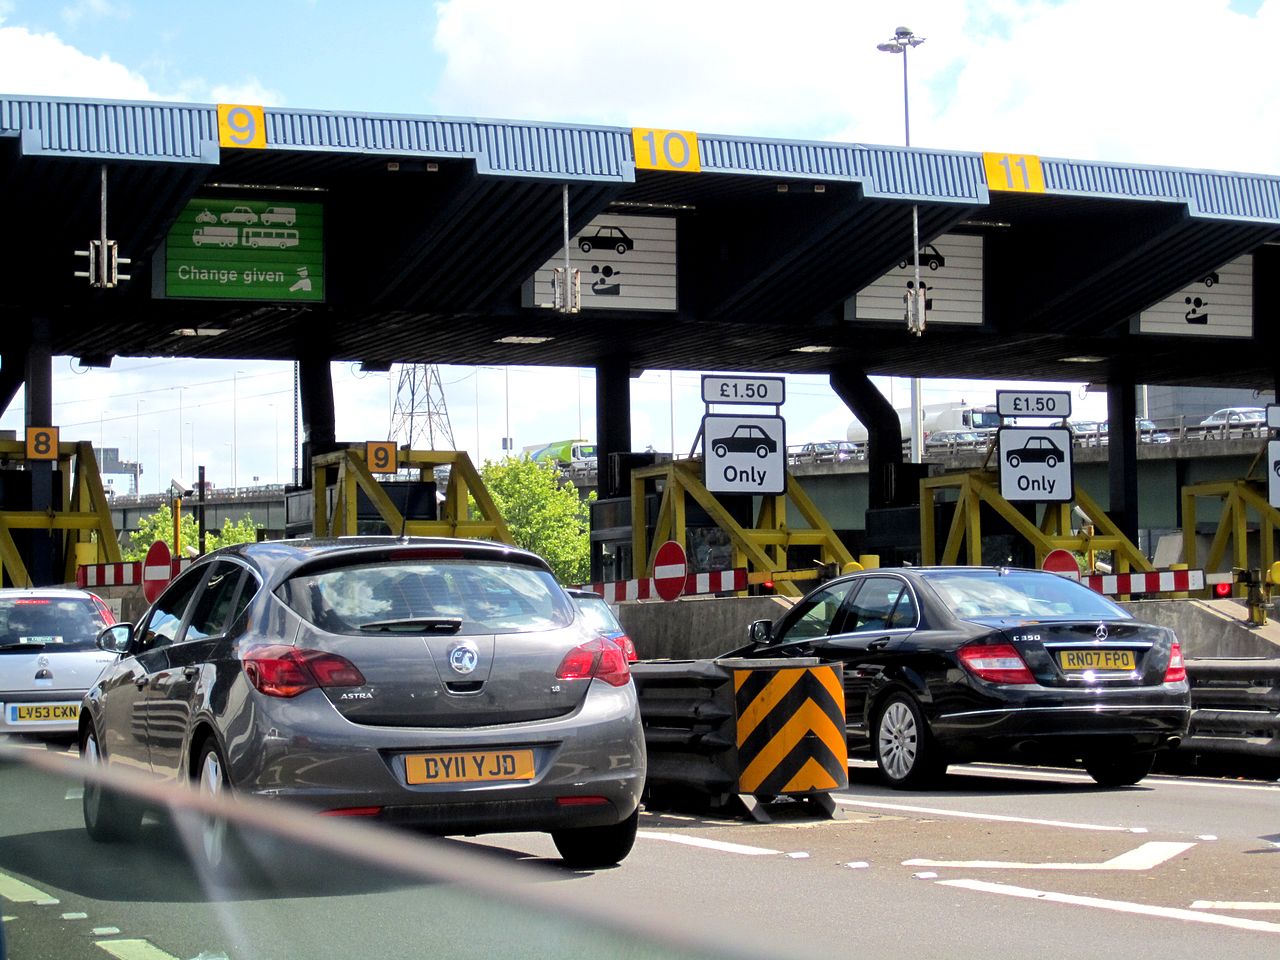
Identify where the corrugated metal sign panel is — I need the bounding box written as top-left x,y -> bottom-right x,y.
525,214 -> 676,312
1042,158 -> 1280,223
848,233 -> 984,326
1,96 -> 215,162
1137,255 -> 1252,338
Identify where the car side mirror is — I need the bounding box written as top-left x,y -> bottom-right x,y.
748,619 -> 775,645
97,623 -> 134,655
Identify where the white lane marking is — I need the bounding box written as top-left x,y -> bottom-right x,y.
65,787 -> 84,800
962,763 -> 1280,793
845,861 -> 870,869
0,870 -> 55,903
904,840 -> 1195,871
95,939 -> 184,960
1196,834 -> 1218,841
1192,901 -> 1280,912
93,927 -> 122,936
636,831 -> 781,856
939,879 -> 1280,934
785,852 -> 810,859
835,797 -> 1146,833
62,911 -> 89,920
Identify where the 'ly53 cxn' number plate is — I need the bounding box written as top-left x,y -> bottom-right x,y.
1057,650 -> 1136,672
8,703 -> 80,723
405,750 -> 535,785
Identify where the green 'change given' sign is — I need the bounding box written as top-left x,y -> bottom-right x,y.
164,198 -> 324,301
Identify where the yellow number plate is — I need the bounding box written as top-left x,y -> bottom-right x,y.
10,703 -> 80,723
1057,650 -> 1136,672
405,749 -> 535,785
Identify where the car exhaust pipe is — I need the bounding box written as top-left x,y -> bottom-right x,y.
1164,735 -> 1183,749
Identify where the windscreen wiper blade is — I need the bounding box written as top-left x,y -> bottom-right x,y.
357,618 -> 463,634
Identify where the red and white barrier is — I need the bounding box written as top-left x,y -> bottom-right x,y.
575,568 -> 748,603
77,559 -> 193,589
1079,568 -> 1205,596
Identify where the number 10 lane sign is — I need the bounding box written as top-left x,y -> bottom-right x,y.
702,376 -> 785,406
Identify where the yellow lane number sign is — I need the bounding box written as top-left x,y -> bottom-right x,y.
633,128 -> 702,173
26,426 -> 58,460
366,440 -> 398,474
218,104 -> 267,149
983,152 -> 1045,193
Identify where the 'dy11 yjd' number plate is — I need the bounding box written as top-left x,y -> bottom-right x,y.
1057,650 -> 1136,672
405,749 -> 535,785
8,703 -> 80,723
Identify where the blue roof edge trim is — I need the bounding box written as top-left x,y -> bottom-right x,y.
1041,157 -> 1280,223
697,132 -> 990,205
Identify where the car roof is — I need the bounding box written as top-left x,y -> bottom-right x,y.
0,587 -> 97,600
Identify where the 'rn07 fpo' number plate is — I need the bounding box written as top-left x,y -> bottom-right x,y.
1057,650 -> 1136,672
405,750 -> 535,785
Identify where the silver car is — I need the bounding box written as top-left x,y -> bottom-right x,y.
79,538 -> 646,868
0,588 -> 116,738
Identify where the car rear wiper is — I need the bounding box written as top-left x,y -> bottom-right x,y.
0,642 -> 45,651
357,618 -> 463,635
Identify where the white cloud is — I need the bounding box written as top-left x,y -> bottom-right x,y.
0,23 -> 158,100
208,78 -> 286,108
61,0 -> 127,30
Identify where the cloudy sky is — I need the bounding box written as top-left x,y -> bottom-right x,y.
0,0 -> 1273,491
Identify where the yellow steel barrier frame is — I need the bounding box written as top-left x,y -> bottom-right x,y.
0,440 -> 122,587
629,458 -> 853,597
1181,478 -> 1279,598
919,470 -> 1152,575
310,447 -> 513,544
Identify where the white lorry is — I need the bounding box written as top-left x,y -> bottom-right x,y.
845,401 -> 1001,445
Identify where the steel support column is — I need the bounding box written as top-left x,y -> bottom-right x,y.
829,368 -> 903,510
298,355 -> 337,487
595,358 -> 632,499
25,320 -> 55,585
1107,376 -> 1140,547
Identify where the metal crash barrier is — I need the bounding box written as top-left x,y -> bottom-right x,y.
632,658 -> 847,822
1182,658 -> 1280,763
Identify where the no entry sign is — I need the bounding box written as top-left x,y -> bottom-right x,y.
1042,548 -> 1080,579
653,540 -> 688,601
142,540 -> 173,604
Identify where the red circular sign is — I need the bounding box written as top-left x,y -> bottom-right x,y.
142,539 -> 173,604
1042,548 -> 1079,579
653,540 -> 688,602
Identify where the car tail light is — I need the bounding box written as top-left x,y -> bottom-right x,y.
320,806 -> 383,817
556,638 -> 631,687
958,643 -> 1036,685
13,598 -> 51,605
1163,642 -> 1186,683
243,645 -> 366,698
611,633 -> 638,663
556,796 -> 609,806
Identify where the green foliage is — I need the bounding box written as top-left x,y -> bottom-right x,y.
122,505 -> 260,560
479,457 -> 593,584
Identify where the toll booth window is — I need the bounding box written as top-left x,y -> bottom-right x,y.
846,577 -> 908,632
778,581 -> 858,642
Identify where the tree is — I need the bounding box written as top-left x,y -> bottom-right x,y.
122,505 -> 260,560
479,457 -> 593,584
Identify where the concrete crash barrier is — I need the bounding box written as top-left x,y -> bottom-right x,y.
632,657 -> 847,821
1182,658 -> 1280,763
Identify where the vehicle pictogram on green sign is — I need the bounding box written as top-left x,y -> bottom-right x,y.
164,198 -> 324,301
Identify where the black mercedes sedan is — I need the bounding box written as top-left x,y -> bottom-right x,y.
732,566 -> 1190,789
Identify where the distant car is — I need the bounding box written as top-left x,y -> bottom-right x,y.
567,590 -> 637,662
80,539 -> 645,870
260,206 -> 297,226
578,226 -> 634,255
0,589 -> 116,739
798,441 -> 839,462
728,566 -> 1190,789
220,206 -> 258,225
1136,419 -> 1171,443
711,425 -> 777,459
898,244 -> 945,270
1199,407 -> 1266,435
1005,435 -> 1065,468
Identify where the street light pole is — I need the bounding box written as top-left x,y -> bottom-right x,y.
878,25 -> 927,464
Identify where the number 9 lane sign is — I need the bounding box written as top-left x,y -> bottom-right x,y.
632,128 -> 702,173
366,440 -> 398,475
217,104 -> 266,150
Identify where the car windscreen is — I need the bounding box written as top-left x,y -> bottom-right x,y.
0,596 -> 109,651
278,559 -> 575,636
920,570 -> 1132,622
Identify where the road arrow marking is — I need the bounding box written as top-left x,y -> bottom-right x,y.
904,840 -> 1195,871
636,831 -> 781,856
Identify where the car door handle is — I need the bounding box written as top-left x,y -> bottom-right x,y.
182,667 -> 199,680
868,638 -> 892,651
133,676 -> 148,689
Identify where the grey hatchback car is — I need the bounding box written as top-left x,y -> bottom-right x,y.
79,538 -> 646,867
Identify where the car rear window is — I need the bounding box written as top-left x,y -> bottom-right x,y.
573,594 -> 622,635
0,596 -> 110,651
921,569 -> 1131,621
278,560 -> 574,636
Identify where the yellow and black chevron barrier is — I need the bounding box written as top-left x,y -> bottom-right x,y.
632,658 -> 846,820
733,665 -> 847,796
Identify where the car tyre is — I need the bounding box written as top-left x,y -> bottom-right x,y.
579,241 -> 592,253
1008,455 -> 1021,468
82,725 -> 143,843
179,737 -> 260,887
615,243 -> 628,255
1046,456 -> 1058,468
551,808 -> 638,868
713,443 -> 728,458
755,445 -> 769,458
873,693 -> 946,789
1084,752 -> 1154,787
